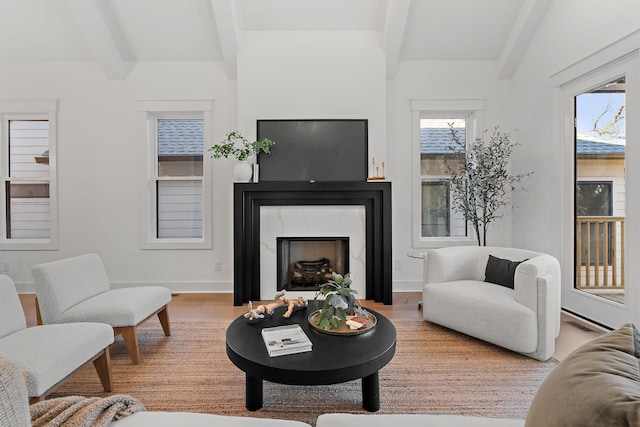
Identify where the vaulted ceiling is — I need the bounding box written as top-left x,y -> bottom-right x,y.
0,0 -> 551,79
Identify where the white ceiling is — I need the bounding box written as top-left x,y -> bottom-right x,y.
0,0 -> 551,79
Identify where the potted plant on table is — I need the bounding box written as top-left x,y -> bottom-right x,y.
311,272 -> 371,332
209,131 -> 275,182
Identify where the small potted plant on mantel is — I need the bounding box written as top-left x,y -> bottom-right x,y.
209,131 -> 275,182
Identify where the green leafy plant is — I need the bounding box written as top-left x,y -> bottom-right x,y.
313,272 -> 368,330
209,131 -> 275,161
445,125 -> 533,246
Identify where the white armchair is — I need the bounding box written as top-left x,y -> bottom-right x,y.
31,253 -> 172,364
0,274 -> 113,402
422,246 -> 561,361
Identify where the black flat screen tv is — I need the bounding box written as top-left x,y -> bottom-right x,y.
256,119 -> 368,182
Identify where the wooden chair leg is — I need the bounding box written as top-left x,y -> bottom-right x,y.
35,296 -> 43,326
158,305 -> 171,336
92,348 -> 113,392
114,326 -> 140,364
29,395 -> 44,405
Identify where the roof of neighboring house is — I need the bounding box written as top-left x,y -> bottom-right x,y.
420,127 -> 464,154
576,139 -> 625,155
157,119 -> 203,156
420,127 -> 626,155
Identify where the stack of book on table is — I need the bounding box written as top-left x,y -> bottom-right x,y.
261,324 -> 313,357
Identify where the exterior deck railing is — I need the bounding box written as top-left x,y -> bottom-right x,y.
575,216 -> 625,290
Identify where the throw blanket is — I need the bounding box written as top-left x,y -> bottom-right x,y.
31,395 -> 145,427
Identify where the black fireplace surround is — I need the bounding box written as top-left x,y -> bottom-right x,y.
233,181 -> 392,306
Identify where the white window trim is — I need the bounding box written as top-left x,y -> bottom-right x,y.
410,99 -> 485,248
137,100 -> 213,250
0,100 -> 58,250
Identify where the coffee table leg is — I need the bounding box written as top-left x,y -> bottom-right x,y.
362,371 -> 380,412
246,374 -> 263,411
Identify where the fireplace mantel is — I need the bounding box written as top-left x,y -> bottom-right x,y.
234,181 -> 392,306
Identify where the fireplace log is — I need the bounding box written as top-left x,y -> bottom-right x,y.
291,258 -> 334,285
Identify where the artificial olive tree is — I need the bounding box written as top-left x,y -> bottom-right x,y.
445,125 -> 532,246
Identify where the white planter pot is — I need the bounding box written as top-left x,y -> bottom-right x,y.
234,161 -> 253,182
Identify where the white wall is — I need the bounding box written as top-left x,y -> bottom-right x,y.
0,61 -> 237,292
236,31 -> 388,163
6,2 -> 639,298
387,61 -> 514,290
510,0 -> 640,325
510,1 -> 640,257
1,32 -> 391,294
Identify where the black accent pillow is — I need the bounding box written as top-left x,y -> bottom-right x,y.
484,255 -> 526,289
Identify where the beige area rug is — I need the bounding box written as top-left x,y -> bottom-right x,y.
50,319 -> 557,426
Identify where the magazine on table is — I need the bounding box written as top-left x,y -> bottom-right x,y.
261,324 -> 313,357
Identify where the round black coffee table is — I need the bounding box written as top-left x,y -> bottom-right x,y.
226,305 -> 396,412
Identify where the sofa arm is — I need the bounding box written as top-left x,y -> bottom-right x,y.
514,254 -> 560,311
539,272 -> 561,345
514,254 -> 561,361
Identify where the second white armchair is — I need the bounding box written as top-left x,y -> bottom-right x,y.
422,246 -> 561,361
32,253 -> 172,364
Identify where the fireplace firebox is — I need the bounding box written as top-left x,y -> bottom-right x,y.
277,237 -> 349,291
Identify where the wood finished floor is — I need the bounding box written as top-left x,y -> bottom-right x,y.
18,292 -> 605,361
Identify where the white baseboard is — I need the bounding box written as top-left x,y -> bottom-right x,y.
15,281 -> 233,294
392,280 -> 423,292
16,280 -> 424,295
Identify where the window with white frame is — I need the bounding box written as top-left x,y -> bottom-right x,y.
419,118 -> 467,238
138,101 -> 212,249
411,100 -> 484,247
0,100 -> 58,250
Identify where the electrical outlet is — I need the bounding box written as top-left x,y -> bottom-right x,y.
394,259 -> 402,270
2,262 -> 10,273
213,261 -> 222,271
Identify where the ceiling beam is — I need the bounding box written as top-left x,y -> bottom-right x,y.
497,0 -> 552,79
382,0 -> 412,80
64,0 -> 132,80
210,0 -> 239,80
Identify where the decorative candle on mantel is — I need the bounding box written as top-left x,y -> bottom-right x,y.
368,157 -> 386,182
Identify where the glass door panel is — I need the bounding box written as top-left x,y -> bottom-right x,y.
575,78 -> 626,306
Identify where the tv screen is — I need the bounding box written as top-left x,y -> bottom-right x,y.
256,119 -> 368,182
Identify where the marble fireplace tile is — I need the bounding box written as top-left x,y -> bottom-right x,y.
260,205 -> 366,301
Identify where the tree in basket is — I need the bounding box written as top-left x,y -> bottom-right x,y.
313,272 -> 369,330
445,125 -> 533,246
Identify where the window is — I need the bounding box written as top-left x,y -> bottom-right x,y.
576,181 -> 614,266
0,100 -> 58,250
411,100 -> 484,247
138,101 -> 212,249
576,182 -> 613,218
419,118 -> 466,238
156,118 -> 203,239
